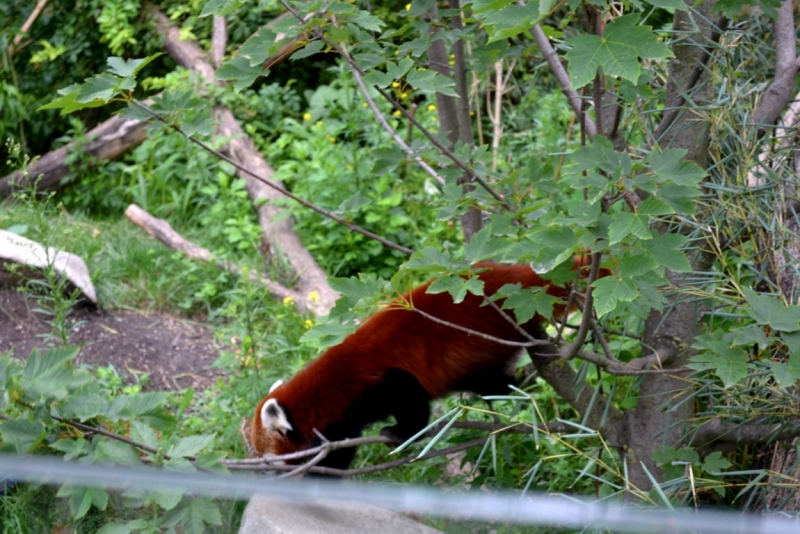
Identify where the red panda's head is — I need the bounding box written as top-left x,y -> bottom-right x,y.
251,379 -> 299,459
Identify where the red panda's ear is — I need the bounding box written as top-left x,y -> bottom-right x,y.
260,398 -> 293,434
269,379 -> 284,393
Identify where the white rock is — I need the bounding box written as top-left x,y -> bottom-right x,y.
0,229 -> 97,304
238,496 -> 444,534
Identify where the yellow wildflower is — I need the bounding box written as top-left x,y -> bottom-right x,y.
405,3 -> 411,10
303,112 -> 311,121
392,110 -> 402,117
391,81 -> 400,88
427,104 -> 436,111
304,319 -> 314,329
283,296 -> 294,306
308,291 -> 320,303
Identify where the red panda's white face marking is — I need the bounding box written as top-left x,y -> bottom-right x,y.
260,398 -> 293,434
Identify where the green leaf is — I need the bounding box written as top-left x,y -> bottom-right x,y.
290,40 -> 324,61
591,276 -> 637,317
22,346 -> 90,401
200,0 -> 246,17
76,73 -> 120,103
639,234 -> 691,272
768,360 -> 800,388
57,485 -> 109,519
215,57 -> 262,92
464,226 -> 510,262
608,212 -> 651,245
95,439 -> 141,465
169,435 -> 214,458
404,247 -> 455,273
644,0 -> 689,9
743,288 -> 800,332
730,324 -> 777,348
50,438 -> 89,460
59,394 -> 109,420
702,451 -> 732,473
97,519 -> 148,534
362,69 -> 394,87
427,275 -> 484,304
131,421 -> 159,450
300,321 -> 356,348
713,0 -> 781,19
406,68 -> 457,97
649,149 -> 707,187
352,11 -> 384,31
618,253 -> 658,279
106,54 -> 163,77
656,183 -> 700,215
162,497 -> 222,533
0,419 -> 46,454
688,343 -> 748,388
565,15 -> 672,88
386,58 -> 414,80
637,197 -> 674,217
239,28 -> 278,66
483,2 -> 543,43
495,284 -> 557,324
151,490 -> 183,511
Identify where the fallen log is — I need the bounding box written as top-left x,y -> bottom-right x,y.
0,115 -> 147,198
124,204 -> 310,312
154,9 -> 337,316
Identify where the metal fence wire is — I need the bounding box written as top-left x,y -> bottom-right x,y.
1,454 -> 799,533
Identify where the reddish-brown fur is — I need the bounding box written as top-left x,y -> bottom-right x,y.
251,260 -> 598,468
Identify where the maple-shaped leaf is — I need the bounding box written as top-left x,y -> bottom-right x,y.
565,14 -> 672,88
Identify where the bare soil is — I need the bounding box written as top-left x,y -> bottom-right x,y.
0,289 -> 223,390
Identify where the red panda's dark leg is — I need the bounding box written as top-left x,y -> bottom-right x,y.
378,369 -> 432,444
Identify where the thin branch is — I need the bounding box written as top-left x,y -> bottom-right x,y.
563,253 -> 602,359
125,203 -> 308,311
7,0 -> 49,57
131,101 -> 414,255
528,24 -> 597,140
277,0 -> 514,212
412,307 -> 549,347
350,67 -> 445,185
752,0 -> 799,134
694,418 -> 800,446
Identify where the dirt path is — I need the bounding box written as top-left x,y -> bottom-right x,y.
0,289 -> 223,390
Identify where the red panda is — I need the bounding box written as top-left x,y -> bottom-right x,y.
251,259 -> 601,470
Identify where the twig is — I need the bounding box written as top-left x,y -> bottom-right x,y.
124,204 -> 309,311
528,23 -> 596,140
412,307 -> 549,347
694,417 -> 800,446
563,253 -> 602,359
131,101 -> 414,256
752,0 -> 798,135
7,0 -> 49,57
277,0 -> 514,212
350,65 -> 445,185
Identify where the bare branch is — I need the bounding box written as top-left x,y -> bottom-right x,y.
7,0 -> 49,57
752,0 -> 799,135
210,16 -> 227,68
563,253 -> 602,360
694,418 -> 800,446
124,204 -> 311,312
131,101 -> 414,256
412,307 -> 549,347
528,24 -> 597,140
350,66 -> 445,186
277,0 -> 514,213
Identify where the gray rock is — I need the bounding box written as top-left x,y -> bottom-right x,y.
0,230 -> 97,304
238,496 -> 444,534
